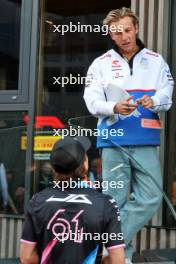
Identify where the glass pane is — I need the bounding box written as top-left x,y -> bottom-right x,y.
0,0 -> 21,91
34,0 -> 131,192
0,112 -> 26,215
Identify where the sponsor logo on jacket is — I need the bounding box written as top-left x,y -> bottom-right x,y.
146,51 -> 159,57
112,60 -> 122,68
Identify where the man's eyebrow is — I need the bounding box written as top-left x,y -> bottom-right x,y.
124,26 -> 132,29
123,27 -> 132,31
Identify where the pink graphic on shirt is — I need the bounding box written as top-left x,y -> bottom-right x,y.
47,209 -> 66,230
41,209 -> 84,262
71,209 -> 84,243
47,208 -> 84,241
40,239 -> 58,264
52,219 -> 71,242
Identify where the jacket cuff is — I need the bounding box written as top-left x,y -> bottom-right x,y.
105,102 -> 117,115
150,96 -> 160,112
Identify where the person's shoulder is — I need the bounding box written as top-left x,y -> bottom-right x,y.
98,50 -> 113,61
87,188 -> 117,205
89,50 -> 113,67
81,187 -> 104,198
140,48 -> 167,70
101,193 -> 118,205
94,192 -> 120,216
30,187 -> 57,204
142,48 -> 163,61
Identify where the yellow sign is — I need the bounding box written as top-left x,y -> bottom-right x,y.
21,136 -> 61,151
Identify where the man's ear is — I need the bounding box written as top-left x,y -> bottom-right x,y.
83,154 -> 89,173
135,23 -> 139,35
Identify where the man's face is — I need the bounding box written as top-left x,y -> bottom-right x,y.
109,16 -> 138,56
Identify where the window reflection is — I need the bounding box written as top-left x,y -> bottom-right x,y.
0,0 -> 21,90
0,112 -> 26,215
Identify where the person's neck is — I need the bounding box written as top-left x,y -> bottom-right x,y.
120,45 -> 139,61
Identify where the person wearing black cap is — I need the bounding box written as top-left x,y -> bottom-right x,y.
20,136 -> 125,264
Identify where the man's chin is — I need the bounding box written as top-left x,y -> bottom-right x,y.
120,47 -> 133,55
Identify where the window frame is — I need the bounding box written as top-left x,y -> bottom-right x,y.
0,0 -> 32,104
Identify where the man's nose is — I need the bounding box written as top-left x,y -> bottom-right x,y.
121,32 -> 128,41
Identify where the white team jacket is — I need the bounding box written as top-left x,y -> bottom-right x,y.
84,47 -> 174,147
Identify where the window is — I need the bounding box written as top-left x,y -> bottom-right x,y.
0,0 -> 32,103
0,0 -> 21,91
0,112 -> 27,215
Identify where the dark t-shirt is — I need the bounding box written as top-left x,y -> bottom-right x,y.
21,185 -> 125,264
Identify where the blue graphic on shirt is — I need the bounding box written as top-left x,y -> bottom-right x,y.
82,245 -> 99,264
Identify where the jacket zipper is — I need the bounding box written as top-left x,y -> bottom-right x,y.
124,57 -> 134,75
130,65 -> 133,75
128,58 -> 134,76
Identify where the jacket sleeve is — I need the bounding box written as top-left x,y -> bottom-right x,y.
151,59 -> 174,112
83,60 -> 116,116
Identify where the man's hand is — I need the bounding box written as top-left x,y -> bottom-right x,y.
113,96 -> 138,115
136,95 -> 154,109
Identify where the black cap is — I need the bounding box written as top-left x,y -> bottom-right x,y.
50,136 -> 91,174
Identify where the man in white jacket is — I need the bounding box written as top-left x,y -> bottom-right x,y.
84,7 -> 174,263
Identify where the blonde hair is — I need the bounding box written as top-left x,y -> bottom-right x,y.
103,7 -> 139,27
